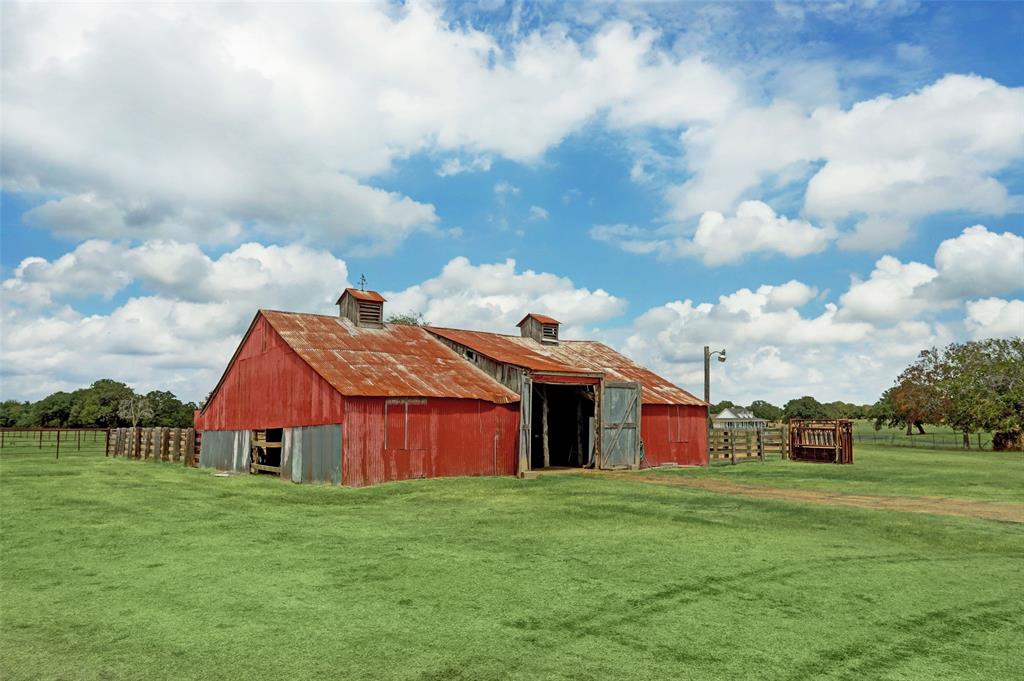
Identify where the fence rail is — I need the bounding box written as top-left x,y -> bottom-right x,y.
709,427 -> 787,464
0,427 -> 110,458
852,431 -> 995,451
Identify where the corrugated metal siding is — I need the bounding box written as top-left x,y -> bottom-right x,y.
641,404 -> 708,467
343,397 -> 519,487
198,316 -> 346,430
281,426 -> 343,484
199,429 -> 250,471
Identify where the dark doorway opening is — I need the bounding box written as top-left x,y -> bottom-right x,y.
530,384 -> 596,469
251,427 -> 283,474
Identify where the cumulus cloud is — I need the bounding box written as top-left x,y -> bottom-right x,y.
615,280 -> 938,405
839,225 -> 1024,323
1,240 -> 350,400
528,205 -> 550,221
384,256 -> 626,336
591,201 -> 835,265
2,2 -> 739,250
964,298 -> 1024,339
669,75 -> 1024,249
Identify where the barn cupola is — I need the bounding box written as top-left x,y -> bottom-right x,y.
336,288 -> 386,328
517,313 -> 560,344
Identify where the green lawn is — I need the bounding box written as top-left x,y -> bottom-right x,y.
659,445 -> 1024,503
2,442 -> 1022,681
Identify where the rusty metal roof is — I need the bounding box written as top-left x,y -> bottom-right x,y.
427,327 -> 588,375
335,288 -> 386,304
527,339 -> 705,406
517,313 -> 560,326
428,327 -> 704,406
262,311 -> 519,404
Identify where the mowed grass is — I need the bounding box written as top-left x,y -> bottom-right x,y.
653,445 -> 1024,503
2,442 -> 1022,681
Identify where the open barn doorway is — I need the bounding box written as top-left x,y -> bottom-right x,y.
530,383 -> 596,469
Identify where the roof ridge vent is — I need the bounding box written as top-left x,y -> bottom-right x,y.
517,313 -> 560,344
336,287 -> 386,328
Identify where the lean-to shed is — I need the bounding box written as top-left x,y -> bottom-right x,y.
195,291 -> 707,486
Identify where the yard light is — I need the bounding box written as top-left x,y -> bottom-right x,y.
704,345 -> 726,406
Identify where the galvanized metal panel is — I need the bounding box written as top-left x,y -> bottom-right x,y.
295,424 -> 342,485
198,429 -> 249,472
519,374 -> 532,475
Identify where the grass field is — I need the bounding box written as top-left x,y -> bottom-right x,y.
2,440 -> 1023,680
850,419 -> 997,450
674,445 -> 1024,503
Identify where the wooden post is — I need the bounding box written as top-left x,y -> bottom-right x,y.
577,399 -> 585,466
39,430 -> 43,449
56,430 -> 60,459
77,430 -> 81,451
730,431 -> 736,465
541,391 -> 550,468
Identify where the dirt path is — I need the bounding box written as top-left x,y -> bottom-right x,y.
615,473 -> 1024,524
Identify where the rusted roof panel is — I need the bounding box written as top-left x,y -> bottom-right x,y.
427,326 -> 703,406
262,311 -> 519,404
530,340 -> 705,406
427,327 -> 591,375
517,313 -> 560,326
336,288 -> 386,304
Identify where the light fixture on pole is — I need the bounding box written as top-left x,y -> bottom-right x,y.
704,345 -> 726,406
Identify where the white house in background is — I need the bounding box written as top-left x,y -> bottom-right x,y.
712,407 -> 769,431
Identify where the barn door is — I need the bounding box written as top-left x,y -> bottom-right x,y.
518,374 -> 532,475
601,381 -> 641,469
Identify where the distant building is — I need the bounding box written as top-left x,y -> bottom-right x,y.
713,407 -> 768,431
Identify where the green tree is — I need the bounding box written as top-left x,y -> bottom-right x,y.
782,396 -> 829,421
0,400 -> 30,427
748,400 -> 782,422
387,311 -> 428,326
710,400 -> 735,415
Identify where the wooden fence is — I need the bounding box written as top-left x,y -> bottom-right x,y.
709,427 -> 787,464
107,427 -> 197,465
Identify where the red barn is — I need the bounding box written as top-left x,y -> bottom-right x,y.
195,289 -> 706,486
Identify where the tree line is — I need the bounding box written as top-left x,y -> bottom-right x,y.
710,397 -> 872,422
0,379 -> 197,429
869,338 -> 1022,450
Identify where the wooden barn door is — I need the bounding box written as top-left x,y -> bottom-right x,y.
601,381 -> 641,470
518,375 -> 532,475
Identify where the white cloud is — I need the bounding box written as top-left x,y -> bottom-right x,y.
528,205 -> 550,221
384,256 -> 626,336
669,75 -> 1024,248
2,2 -> 740,250
2,240 -> 348,311
437,155 -> 492,177
839,256 -> 939,323
615,279 -> 934,405
964,298 -> 1024,339
839,225 -> 1024,323
494,181 -> 521,202
928,225 -> 1024,299
591,201 -> 835,265
0,239 -> 351,401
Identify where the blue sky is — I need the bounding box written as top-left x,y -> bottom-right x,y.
2,0 -> 1022,405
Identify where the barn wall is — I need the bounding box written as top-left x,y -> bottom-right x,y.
199,429 -> 251,471
197,316 -> 345,431
343,397 -> 520,487
641,404 -> 708,467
